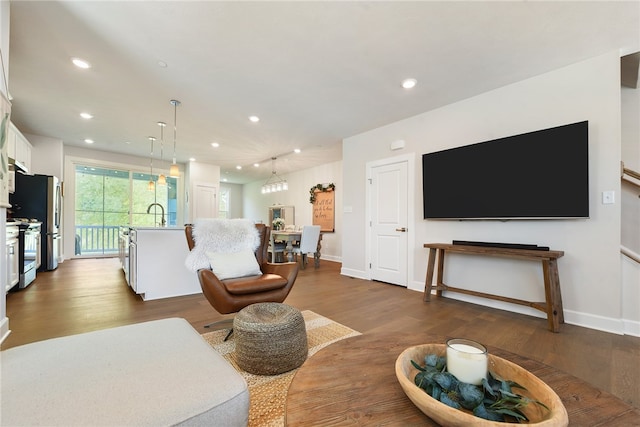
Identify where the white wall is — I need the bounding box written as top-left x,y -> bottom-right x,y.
0,0 -> 8,96
620,73 -> 640,335
25,133 -> 64,179
243,160 -> 343,262
65,145 -> 155,171
343,51 -> 626,334
622,86 -> 640,172
621,86 -> 640,252
0,0 -> 10,343
220,182 -> 243,219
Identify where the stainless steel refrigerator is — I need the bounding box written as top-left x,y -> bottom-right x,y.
10,173 -> 61,271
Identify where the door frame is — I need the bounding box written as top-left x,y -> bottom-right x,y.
192,181 -> 218,221
365,153 -> 415,284
63,155 -> 185,260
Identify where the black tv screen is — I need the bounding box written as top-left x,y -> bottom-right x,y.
422,121 -> 589,220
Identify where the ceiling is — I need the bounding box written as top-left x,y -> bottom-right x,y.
7,1 -> 639,184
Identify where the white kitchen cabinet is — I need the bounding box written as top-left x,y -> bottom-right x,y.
8,122 -> 32,173
118,226 -> 129,271
7,122 -> 16,161
6,225 -> 19,292
128,227 -> 201,301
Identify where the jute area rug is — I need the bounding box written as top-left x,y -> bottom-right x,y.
202,310 -> 361,427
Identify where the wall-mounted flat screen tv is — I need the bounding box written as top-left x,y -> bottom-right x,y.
422,120 -> 589,220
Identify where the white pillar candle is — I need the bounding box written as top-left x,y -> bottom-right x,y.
446,339 -> 488,385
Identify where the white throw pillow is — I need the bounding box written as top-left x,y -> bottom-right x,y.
185,218 -> 260,272
206,250 -> 262,280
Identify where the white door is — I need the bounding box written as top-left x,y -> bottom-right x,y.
193,182 -> 218,220
370,160 -> 408,286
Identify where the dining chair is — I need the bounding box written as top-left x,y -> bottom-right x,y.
267,231 -> 287,263
291,225 -> 321,269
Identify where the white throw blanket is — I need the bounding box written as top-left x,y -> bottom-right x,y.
185,218 -> 260,271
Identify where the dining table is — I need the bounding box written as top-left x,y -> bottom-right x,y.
271,230 -> 322,267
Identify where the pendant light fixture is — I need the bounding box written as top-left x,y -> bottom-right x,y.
261,157 -> 288,194
147,136 -> 156,191
169,99 -> 181,178
157,121 -> 167,185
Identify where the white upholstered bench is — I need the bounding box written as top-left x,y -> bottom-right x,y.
1,318 -> 249,426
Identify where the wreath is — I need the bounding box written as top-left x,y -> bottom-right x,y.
309,183 -> 335,204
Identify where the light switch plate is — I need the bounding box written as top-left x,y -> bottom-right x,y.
602,191 -> 615,204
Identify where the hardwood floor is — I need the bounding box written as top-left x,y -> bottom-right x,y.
3,257 -> 639,409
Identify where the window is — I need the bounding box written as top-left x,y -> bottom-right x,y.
75,166 -> 129,255
130,172 -> 178,227
74,165 -> 178,256
219,188 -> 230,219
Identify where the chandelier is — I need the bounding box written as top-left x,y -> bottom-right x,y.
261,157 -> 288,194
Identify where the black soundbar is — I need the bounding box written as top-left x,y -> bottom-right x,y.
452,240 -> 550,251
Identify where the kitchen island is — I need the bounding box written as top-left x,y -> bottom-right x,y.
120,226 -> 201,301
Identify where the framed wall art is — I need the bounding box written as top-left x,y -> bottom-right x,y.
310,183 -> 335,232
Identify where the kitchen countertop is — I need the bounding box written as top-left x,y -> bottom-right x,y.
6,220 -> 42,227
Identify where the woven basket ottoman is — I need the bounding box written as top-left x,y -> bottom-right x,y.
234,302 -> 308,375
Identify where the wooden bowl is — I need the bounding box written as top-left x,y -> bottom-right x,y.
395,344 -> 568,426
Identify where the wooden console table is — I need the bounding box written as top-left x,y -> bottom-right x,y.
423,243 -> 565,332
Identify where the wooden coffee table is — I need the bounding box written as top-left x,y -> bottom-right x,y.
285,332 -> 640,426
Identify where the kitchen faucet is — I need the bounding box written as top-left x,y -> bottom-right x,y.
146,203 -> 166,227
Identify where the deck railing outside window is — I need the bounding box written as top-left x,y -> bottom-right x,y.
75,225 -> 120,255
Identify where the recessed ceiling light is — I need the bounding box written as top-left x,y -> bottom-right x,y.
294,148 -> 301,154
84,139 -> 94,144
124,141 -> 131,144
253,163 -> 260,168
80,112 -> 93,119
72,58 -> 91,69
401,78 -> 417,89
236,165 -> 242,170
189,157 -> 196,162
211,142 -> 219,148
222,178 -> 228,182
157,60 -> 168,68
249,115 -> 260,123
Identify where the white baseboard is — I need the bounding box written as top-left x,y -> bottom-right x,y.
410,283 -> 636,336
0,316 -> 11,345
622,319 -> 640,337
320,255 -> 342,263
340,267 -> 368,280
563,309 -> 625,335
409,279 -> 425,292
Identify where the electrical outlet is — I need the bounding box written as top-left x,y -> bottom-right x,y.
602,191 -> 615,204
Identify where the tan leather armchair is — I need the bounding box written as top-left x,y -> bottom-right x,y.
185,223 -> 299,327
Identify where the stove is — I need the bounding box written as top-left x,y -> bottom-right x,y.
14,222 -> 42,290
